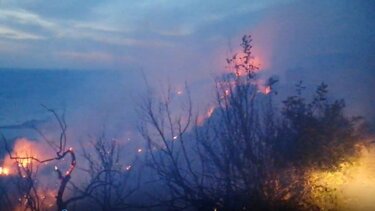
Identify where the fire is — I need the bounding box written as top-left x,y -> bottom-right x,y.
195,37 -> 270,126
232,53 -> 262,70
226,52 -> 263,77
206,106 -> 215,118
251,56 -> 262,68
0,167 -> 9,175
308,145 -> 375,210
196,106 -> 216,125
225,50 -> 271,95
18,158 -> 32,167
250,78 -> 272,95
258,85 -> 271,95
2,138 -> 48,175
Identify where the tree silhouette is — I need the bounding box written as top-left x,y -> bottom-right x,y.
139,34 -> 368,210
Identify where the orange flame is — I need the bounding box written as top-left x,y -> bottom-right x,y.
225,51 -> 271,95
225,52 -> 263,77
197,106 -> 216,125
207,106 -> 215,118
2,138 -> 48,175
0,167 -> 9,176
258,84 -> 271,95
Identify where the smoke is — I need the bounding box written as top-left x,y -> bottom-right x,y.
249,0 -> 375,122
0,1 -> 373,209
0,69 -> 146,197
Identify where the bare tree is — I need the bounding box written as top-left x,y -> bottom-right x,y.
139,35 -> 280,210
69,134 -> 139,211
138,34 -> 368,210
1,107 -> 77,211
1,107 -> 142,211
138,82 -> 199,209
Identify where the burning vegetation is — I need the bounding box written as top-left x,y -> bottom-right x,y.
138,35 -> 371,210
0,35 -> 373,210
305,143 -> 375,210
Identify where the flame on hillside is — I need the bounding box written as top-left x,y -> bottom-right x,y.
225,50 -> 271,95
195,36 -> 271,126
2,138 -> 48,175
226,52 -> 263,77
0,167 -> 9,176
196,51 -> 271,125
197,105 -> 216,125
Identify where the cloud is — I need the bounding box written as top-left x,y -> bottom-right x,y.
90,0 -> 290,38
0,8 -> 56,29
71,21 -> 126,33
0,7 -> 172,49
0,25 -> 45,40
57,51 -> 116,63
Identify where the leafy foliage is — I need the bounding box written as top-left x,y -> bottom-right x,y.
140,35 -> 368,210
277,82 -> 365,170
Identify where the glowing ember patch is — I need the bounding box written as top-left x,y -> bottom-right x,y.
258,85 -> 271,95
125,165 -> 132,171
18,158 -> 32,167
173,136 -> 178,140
137,148 -> 143,153
226,52 -> 263,77
224,50 -> 271,95
251,56 -> 262,68
264,86 -> 271,94
0,167 -> 9,175
207,106 -> 215,118
196,106 -> 216,125
2,138 -> 50,175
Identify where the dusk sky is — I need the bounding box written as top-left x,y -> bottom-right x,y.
0,0 -> 289,73
0,0 -> 374,117
0,2 -> 375,210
